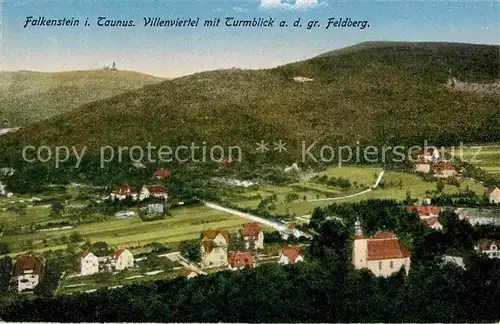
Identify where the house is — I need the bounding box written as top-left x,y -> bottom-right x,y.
218,157 -> 233,166
352,220 -> 410,277
416,147 -> 440,163
277,247 -> 304,265
179,269 -> 198,279
227,251 -> 255,270
284,163 -> 300,173
109,184 -> 137,200
80,251 -> 99,276
139,185 -> 168,201
475,240 -> 500,259
413,160 -> 431,173
432,162 -> 457,178
200,229 -> 230,269
486,187 -> 500,204
148,203 -> 164,214
153,168 -> 170,179
407,206 -> 441,219
425,217 -> 443,231
13,254 -> 43,292
112,248 -> 134,270
238,223 -> 264,250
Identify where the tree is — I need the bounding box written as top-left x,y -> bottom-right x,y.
179,240 -> 201,262
50,201 -> 64,217
0,243 -> 9,255
436,180 -> 445,192
69,232 -> 83,243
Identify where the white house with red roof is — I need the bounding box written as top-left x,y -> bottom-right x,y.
475,240 -> 500,259
486,187 -> 500,204
80,251 -> 99,276
153,168 -> 170,179
227,251 -> 255,270
112,248 -> 134,271
352,220 -> 411,277
425,218 -> 443,231
416,147 -> 441,163
139,184 -> 168,201
432,162 -> 457,178
277,247 -> 304,265
109,184 -> 137,201
13,254 -> 43,292
238,222 -> 264,250
407,206 -> 441,219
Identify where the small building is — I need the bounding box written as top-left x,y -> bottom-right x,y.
486,187 -> 500,204
432,162 -> 457,178
227,251 -> 254,270
218,157 -> 233,166
80,251 -> 99,276
352,221 -> 410,277
112,248 -> 134,270
425,217 -> 443,231
200,229 -> 229,269
407,206 -> 441,219
148,203 -> 164,214
179,269 -> 198,279
284,163 -> 300,173
110,184 -> 137,201
139,185 -> 168,201
413,160 -> 431,174
475,240 -> 500,259
238,222 -> 264,250
13,254 -> 43,292
153,168 -> 170,179
277,247 -> 304,265
416,147 -> 440,163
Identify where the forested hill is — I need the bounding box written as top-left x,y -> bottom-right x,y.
1,42 -> 499,161
0,70 -> 164,126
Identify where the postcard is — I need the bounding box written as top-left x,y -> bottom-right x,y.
0,0 -> 499,322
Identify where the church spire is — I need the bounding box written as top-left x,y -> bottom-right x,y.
354,218 -> 363,237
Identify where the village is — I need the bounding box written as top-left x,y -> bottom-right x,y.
1,143 -> 499,297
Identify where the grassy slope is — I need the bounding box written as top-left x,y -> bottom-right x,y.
1,42 -> 499,161
0,70 -> 164,126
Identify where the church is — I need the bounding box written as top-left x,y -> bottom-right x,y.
352,219 -> 411,277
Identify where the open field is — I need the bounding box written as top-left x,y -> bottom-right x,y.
449,145 -> 500,178
231,166 -> 487,216
2,205 -> 271,256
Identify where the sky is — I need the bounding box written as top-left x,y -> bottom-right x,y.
1,0 -> 498,78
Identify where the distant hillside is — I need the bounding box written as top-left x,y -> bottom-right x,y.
0,70 -> 164,126
1,42 -> 499,162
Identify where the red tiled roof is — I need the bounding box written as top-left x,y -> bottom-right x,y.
154,168 -> 170,178
218,157 -> 233,165
240,223 -> 261,237
367,237 -> 410,261
372,232 -> 396,240
13,254 -> 42,276
228,251 -> 254,268
433,162 -> 456,171
81,250 -> 90,258
479,239 -> 500,252
113,249 -> 125,260
354,234 -> 366,240
280,247 -> 303,264
179,269 -> 197,277
147,185 -> 168,194
202,241 -> 215,254
425,218 -> 441,227
202,229 -> 230,243
112,184 -> 135,195
486,187 -> 500,195
407,206 -> 441,217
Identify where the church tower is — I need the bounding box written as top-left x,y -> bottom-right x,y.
352,218 -> 368,269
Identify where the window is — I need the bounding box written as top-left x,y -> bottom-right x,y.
379,262 -> 382,270
390,261 -> 394,269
